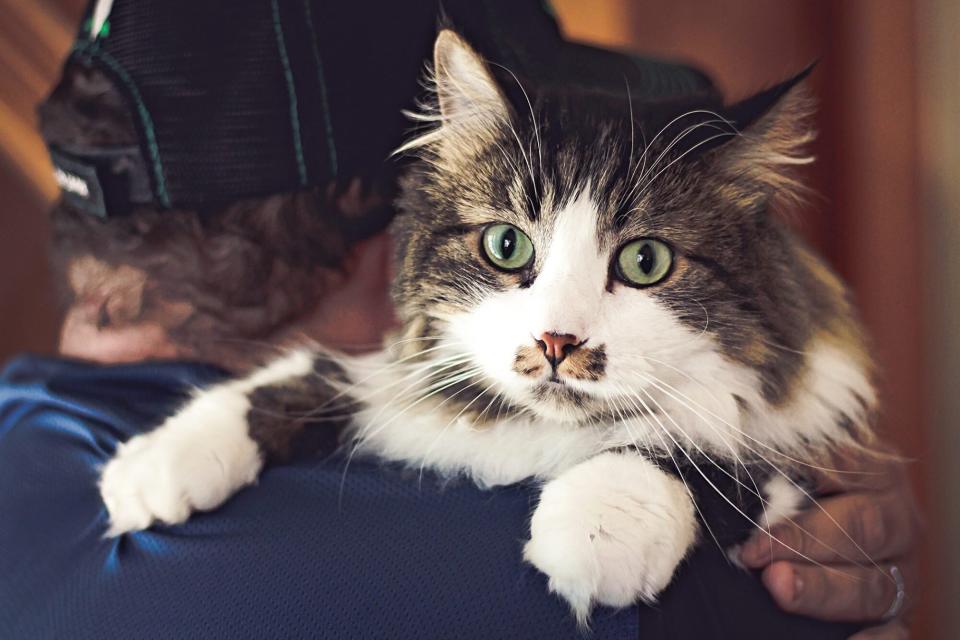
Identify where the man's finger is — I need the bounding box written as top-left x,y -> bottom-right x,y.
812,450 -> 906,494
761,560 -> 904,622
740,490 -> 915,566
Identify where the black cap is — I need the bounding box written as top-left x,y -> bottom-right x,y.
48,0 -> 717,218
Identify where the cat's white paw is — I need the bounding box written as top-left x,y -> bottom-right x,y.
99,386 -> 262,536
523,452 -> 697,624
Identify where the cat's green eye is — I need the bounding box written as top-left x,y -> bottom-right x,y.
482,224 -> 534,271
616,238 -> 673,287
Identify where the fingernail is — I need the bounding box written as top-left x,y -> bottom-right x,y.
740,536 -> 771,566
792,573 -> 804,604
763,563 -> 799,609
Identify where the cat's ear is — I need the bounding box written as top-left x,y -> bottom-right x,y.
395,30 -> 511,157
716,67 -> 816,199
433,29 -> 509,137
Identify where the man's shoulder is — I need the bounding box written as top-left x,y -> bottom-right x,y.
0,354 -> 224,435
0,355 -> 854,640
1,354 -> 226,399
0,355 -> 637,639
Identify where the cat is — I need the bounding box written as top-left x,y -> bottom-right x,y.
99,29 -> 876,622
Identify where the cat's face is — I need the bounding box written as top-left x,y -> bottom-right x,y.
441,185 -> 709,423
392,31 -> 871,446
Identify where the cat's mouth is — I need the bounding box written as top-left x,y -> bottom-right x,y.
531,378 -> 592,407
505,342 -> 611,420
512,343 -> 608,384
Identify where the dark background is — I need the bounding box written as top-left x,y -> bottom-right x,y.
1,1 -> 956,636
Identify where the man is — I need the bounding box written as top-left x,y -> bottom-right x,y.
0,1 -> 917,637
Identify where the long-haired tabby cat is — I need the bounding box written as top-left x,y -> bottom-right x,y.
100,30 -> 876,622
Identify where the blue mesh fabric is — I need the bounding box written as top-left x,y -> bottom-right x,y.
0,356 -> 858,639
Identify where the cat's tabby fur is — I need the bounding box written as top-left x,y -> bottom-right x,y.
100,30 -> 875,622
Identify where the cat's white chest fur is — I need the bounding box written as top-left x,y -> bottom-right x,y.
348,398 -> 625,487
342,349 -> 650,486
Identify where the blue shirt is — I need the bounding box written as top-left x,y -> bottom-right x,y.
0,355 -> 856,639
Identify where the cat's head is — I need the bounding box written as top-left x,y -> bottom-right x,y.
390,30 -> 873,453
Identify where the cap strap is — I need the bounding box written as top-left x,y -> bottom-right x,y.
49,145 -> 155,218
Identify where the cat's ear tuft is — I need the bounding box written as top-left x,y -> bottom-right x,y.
726,65 -> 814,133
433,29 -> 509,132
717,68 -> 817,202
394,30 -> 510,157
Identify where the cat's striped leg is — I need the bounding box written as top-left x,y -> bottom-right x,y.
99,349 -> 354,536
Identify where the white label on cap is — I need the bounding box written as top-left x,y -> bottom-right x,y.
54,167 -> 90,198
90,0 -> 115,40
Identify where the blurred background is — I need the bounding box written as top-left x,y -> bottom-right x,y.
0,0 -> 956,636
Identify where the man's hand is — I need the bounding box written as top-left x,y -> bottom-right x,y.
739,451 -> 921,639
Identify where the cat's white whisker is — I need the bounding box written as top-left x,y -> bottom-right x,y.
617,119 -> 732,219
636,373 -> 882,573
348,363 -> 487,451
417,379 -> 498,487
319,339 -> 470,391
617,75 -> 644,212
642,370 -> 877,477
489,61 -> 543,182
338,364 -> 486,498
634,109 -> 726,179
612,381 -> 726,555
641,128 -> 737,194
627,373 -> 770,548
352,363 -> 484,439
268,350 -> 474,423
247,352 -> 477,427
620,376 -> 854,576
634,109 -> 735,183
635,119 -> 727,189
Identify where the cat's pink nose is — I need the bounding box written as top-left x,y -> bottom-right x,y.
537,332 -> 582,367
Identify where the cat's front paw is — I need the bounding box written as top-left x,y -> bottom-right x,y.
523,452 -> 697,624
99,387 -> 262,536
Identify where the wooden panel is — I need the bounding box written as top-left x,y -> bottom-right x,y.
826,4 -> 931,633
0,0 -> 85,361
917,0 -> 960,634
